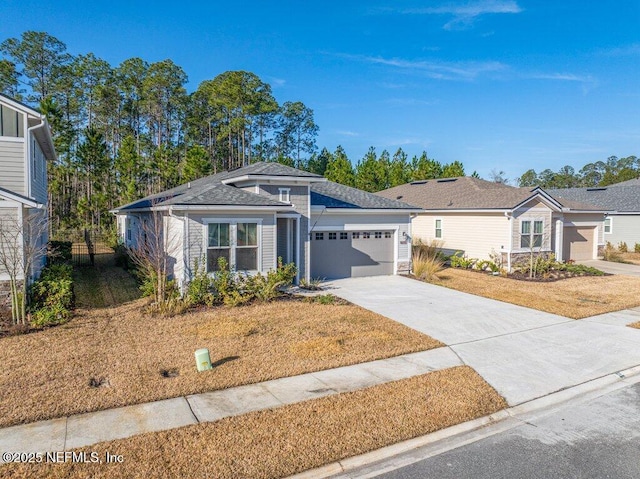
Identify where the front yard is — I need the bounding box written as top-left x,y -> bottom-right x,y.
1,366 -> 505,479
435,267 -> 640,318
0,265 -> 441,428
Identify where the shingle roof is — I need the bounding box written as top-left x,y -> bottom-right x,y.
546,186 -> 640,212
115,162 -> 415,212
607,178 -> 640,187
377,177 -> 602,211
311,181 -> 418,209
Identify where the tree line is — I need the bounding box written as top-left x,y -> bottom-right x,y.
517,156 -> 639,188
1,31 -> 469,233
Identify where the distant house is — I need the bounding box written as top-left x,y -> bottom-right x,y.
111,162 -> 418,288
377,177 -> 605,269
0,94 -> 56,307
547,184 -> 640,250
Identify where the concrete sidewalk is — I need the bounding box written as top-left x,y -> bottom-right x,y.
327,276 -> 640,406
0,347 -> 462,457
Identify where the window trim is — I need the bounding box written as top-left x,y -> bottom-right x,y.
604,217 -> 612,234
519,218 -> 544,250
435,218 -> 443,239
279,188 -> 291,204
202,218 -> 263,273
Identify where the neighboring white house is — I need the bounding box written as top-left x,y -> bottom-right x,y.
111,162 -> 419,289
547,184 -> 640,252
0,93 -> 57,307
377,177 -> 605,270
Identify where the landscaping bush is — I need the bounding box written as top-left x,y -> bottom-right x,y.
185,258 -> 215,307
603,242 -> 625,263
412,238 -> 446,261
618,241 -> 628,253
29,263 -> 74,327
412,250 -> 444,282
450,252 -> 477,269
47,240 -> 72,264
635,243 -> 640,253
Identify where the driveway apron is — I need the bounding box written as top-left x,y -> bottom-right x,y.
327,276 -> 640,405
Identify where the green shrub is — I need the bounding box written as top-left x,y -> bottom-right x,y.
29,263 -> 74,327
450,252 -> 477,269
618,241 -> 628,253
300,277 -> 323,290
47,241 -> 72,264
185,258 -> 215,306
635,243 -> 640,253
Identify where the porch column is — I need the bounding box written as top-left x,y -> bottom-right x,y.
555,219 -> 563,260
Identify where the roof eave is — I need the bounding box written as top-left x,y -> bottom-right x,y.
222,175 -> 326,185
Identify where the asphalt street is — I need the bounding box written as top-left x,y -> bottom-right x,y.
371,382 -> 640,479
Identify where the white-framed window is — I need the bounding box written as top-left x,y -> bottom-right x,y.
205,220 -> 259,272
363,232 -> 370,239
352,232 -> 360,239
385,231 -> 392,239
32,140 -> 37,180
374,231 -> 382,239
520,220 -> 543,248
315,232 -> 324,240
435,219 -> 442,239
340,232 -> 348,239
604,217 -> 612,234
279,188 -> 291,203
329,232 -> 337,240
0,105 -> 24,137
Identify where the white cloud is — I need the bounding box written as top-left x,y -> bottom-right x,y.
395,1 -> 523,29
267,77 -> 286,87
526,72 -> 598,94
596,43 -> 640,56
335,130 -> 359,137
350,54 -> 506,80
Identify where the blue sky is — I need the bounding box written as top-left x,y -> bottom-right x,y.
2,0 -> 639,181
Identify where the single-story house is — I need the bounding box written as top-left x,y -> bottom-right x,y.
376,177 -> 605,270
0,94 -> 56,308
547,185 -> 640,250
111,162 -> 419,288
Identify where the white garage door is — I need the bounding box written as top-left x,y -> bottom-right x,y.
310,230 -> 394,279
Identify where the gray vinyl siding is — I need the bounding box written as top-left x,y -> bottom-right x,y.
511,201 -> 553,253
0,138 -> 25,195
259,184 -> 309,279
185,212 -> 276,277
604,214 -> 640,248
0,206 -> 19,278
30,138 -> 47,204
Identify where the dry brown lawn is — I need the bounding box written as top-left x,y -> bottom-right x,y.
619,252 -> 640,265
435,268 -> 640,319
0,366 -> 505,479
0,267 -> 441,428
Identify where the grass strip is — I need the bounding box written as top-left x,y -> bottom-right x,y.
436,267 -> 640,319
0,366 -> 506,479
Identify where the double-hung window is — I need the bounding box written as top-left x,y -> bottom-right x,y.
435,219 -> 442,239
207,223 -> 231,271
236,222 -> 258,270
520,220 -> 543,248
207,221 -> 258,272
604,217 -> 612,234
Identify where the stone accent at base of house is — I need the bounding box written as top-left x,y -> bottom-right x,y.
397,260 -> 411,275
0,279 -> 22,310
509,251 -> 555,270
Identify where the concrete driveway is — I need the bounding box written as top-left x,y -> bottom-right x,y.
326,276 -> 640,406
579,259 -> 640,277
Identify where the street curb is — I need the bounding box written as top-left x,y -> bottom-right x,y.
286,366 -> 640,479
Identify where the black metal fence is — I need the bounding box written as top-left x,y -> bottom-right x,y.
52,229 -> 113,266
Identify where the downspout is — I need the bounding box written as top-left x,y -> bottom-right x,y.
26,118 -> 47,200
505,211 -> 513,272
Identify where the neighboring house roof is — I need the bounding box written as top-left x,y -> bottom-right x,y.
113,162 -> 417,213
0,186 -> 41,207
377,177 -> 602,212
606,178 -> 640,187
546,186 -> 640,213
